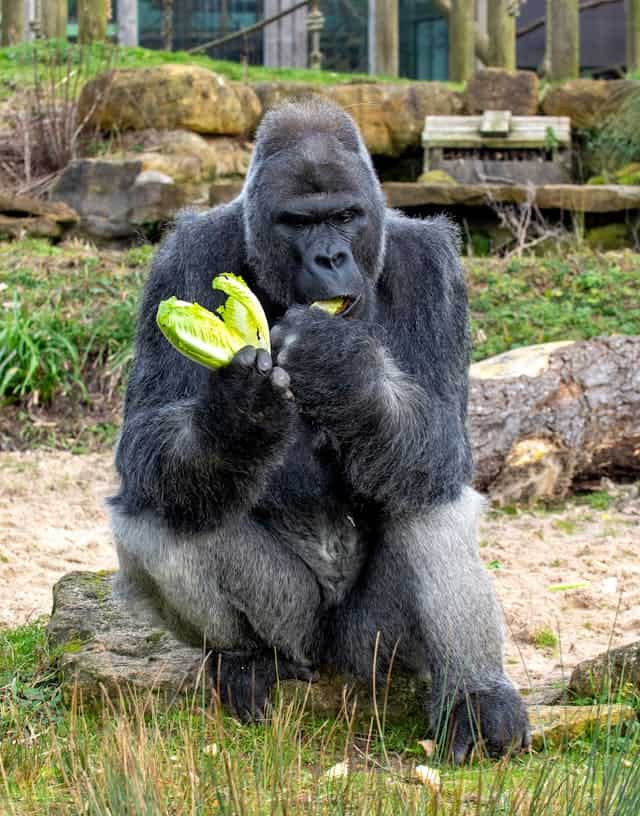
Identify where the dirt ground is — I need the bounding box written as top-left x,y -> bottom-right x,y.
0,449 -> 638,691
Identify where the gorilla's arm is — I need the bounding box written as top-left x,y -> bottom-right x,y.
273,215 -> 472,515
111,207 -> 294,532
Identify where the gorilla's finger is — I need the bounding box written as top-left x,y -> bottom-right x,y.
269,324 -> 285,349
270,366 -> 290,392
451,730 -> 472,766
256,349 -> 273,375
233,346 -> 257,369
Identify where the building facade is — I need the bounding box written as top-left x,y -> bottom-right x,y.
100,0 -> 626,80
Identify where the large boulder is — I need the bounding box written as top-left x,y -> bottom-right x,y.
569,642 -> 640,698
79,65 -> 262,137
325,83 -> 463,156
253,80 -> 463,156
0,192 -> 78,240
48,571 -> 427,723
51,158 -> 184,240
541,79 -> 640,129
465,69 -> 539,115
112,130 -> 253,200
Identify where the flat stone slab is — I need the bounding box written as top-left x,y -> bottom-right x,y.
381,183 -> 640,212
528,704 -> 637,751
48,571 -> 427,723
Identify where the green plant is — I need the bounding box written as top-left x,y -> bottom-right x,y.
0,300 -> 85,402
583,88 -> 640,178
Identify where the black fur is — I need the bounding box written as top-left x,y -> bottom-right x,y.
111,99 -> 528,762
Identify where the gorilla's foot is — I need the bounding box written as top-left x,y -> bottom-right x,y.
434,680 -> 531,764
209,651 -> 318,722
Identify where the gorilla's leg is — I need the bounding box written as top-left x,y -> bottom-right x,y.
112,508 -> 323,715
328,488 -> 529,762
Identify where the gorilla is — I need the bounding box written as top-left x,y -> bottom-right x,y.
110,98 -> 529,762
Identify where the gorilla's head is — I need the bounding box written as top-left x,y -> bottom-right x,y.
243,99 -> 386,318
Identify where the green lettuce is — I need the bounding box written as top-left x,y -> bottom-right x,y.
156,274 -> 270,370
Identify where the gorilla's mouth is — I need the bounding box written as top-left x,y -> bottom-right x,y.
312,295 -> 360,316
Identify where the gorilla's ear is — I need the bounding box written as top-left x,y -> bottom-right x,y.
255,98 -> 362,159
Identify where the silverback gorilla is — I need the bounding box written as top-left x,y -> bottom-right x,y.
110,99 -> 530,762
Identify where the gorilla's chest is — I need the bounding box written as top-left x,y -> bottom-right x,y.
258,429 -> 368,604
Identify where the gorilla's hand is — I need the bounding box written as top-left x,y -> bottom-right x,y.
210,650 -> 318,723
270,306 -> 374,426
214,345 -> 294,434
434,680 -> 531,764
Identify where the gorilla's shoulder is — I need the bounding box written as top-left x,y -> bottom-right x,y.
161,199 -> 246,269
380,212 -> 464,304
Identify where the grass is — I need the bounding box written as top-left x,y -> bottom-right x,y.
1,240 -> 639,448
0,39 -> 405,103
1,622 -> 640,815
466,251 -> 640,361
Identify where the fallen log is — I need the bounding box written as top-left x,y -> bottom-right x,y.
469,336 -> 640,504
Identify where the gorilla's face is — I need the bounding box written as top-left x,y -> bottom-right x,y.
243,101 -> 386,319
273,191 -> 367,317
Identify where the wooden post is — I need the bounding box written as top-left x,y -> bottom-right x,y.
627,0 -> 640,72
487,0 -> 516,69
549,0 -> 579,80
1,0 -> 25,44
41,0 -> 68,39
78,0 -> 108,43
369,0 -> 398,77
117,0 -> 138,46
449,0 -> 475,82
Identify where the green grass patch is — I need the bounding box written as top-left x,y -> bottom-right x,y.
1,623 -> 640,815
1,242 -> 639,428
466,252 -> 640,361
0,39 -> 409,102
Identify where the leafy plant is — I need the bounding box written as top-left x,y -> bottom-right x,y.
583,88 -> 640,178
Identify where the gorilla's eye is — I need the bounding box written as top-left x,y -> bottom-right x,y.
279,213 -> 310,230
335,210 -> 356,225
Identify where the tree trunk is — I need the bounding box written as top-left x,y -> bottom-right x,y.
78,0 -> 108,44
1,0 -> 24,44
548,0 -> 579,80
369,0 -> 399,77
449,0 -> 475,82
469,337 -> 640,504
627,0 -> 640,72
487,0 -> 516,69
117,0 -> 138,46
41,0 -> 67,40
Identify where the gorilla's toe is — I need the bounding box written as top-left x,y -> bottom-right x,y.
438,680 -> 530,764
210,651 -> 317,723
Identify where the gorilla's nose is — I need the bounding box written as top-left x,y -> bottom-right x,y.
313,250 -> 347,271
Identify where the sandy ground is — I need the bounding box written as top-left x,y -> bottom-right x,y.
0,449 -> 638,690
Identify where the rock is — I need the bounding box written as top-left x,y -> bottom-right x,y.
535,184 -> 640,212
251,80 -> 323,112
417,169 -> 458,185
569,642 -> 640,698
528,704 -> 636,751
382,182 -> 529,208
253,81 -> 462,156
51,158 -> 185,240
115,130 -> 253,183
465,69 -> 539,116
79,65 -> 262,137
541,80 -> 640,129
48,571 -> 428,723
0,192 -> 78,240
381,182 -> 640,213
325,83 -> 463,156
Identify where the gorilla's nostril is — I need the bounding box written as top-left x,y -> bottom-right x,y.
331,252 -> 346,268
314,255 -> 333,270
